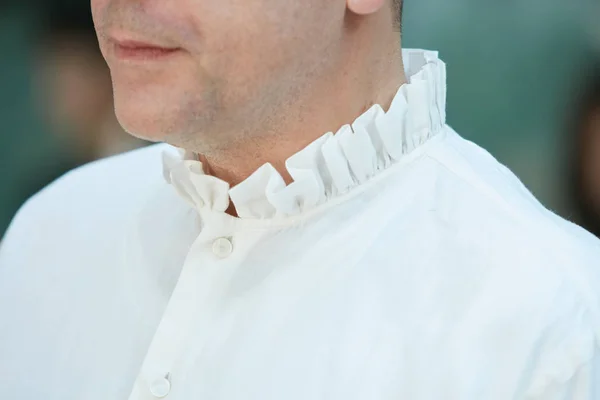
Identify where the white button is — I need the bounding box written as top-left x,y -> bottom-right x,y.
212,237 -> 233,258
149,375 -> 171,398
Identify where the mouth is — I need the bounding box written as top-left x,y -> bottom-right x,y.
107,38 -> 182,62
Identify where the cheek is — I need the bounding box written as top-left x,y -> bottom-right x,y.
197,5 -> 325,105
90,0 -> 108,25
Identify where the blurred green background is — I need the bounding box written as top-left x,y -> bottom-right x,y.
1,1 -> 599,236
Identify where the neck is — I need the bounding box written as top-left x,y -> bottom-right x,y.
199,39 -> 405,191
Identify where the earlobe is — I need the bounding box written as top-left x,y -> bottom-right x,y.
346,0 -> 387,15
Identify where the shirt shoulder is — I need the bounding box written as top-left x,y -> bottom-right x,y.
426,126 -> 600,298
397,128 -> 600,397
30,143 -> 170,216
421,126 -> 600,265
0,143 -> 173,267
7,143 -> 168,222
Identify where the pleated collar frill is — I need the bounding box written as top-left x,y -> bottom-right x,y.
162,49 -> 447,220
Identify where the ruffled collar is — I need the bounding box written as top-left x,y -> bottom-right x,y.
162,49 -> 447,220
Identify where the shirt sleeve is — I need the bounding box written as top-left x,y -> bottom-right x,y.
522,264 -> 600,400
526,353 -> 600,400
0,197 -> 44,394
0,198 -> 37,269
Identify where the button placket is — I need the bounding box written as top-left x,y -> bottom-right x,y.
128,229 -> 243,400
129,216 -> 246,400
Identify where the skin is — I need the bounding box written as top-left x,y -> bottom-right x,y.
91,0 -> 405,193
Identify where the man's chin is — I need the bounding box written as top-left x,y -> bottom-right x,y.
114,107 -> 183,144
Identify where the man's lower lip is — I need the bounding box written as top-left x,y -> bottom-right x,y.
111,44 -> 181,61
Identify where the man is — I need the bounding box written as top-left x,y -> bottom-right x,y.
1,0 -> 599,399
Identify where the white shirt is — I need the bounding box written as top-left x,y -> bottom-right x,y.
1,49 -> 600,400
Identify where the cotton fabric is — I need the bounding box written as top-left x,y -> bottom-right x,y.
1,49 -> 600,400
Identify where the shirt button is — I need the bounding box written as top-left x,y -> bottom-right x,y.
212,237 -> 233,258
149,375 -> 171,398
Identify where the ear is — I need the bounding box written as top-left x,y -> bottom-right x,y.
346,0 -> 387,15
